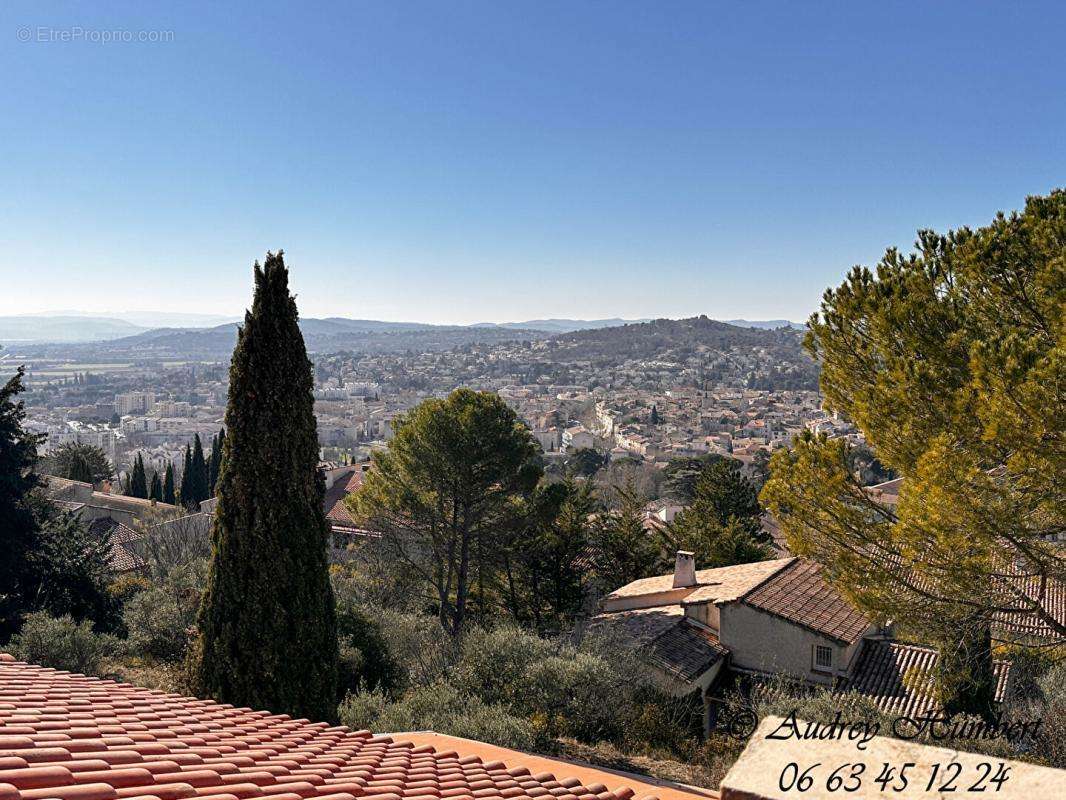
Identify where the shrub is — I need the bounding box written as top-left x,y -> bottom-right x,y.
336,603 -> 405,697
121,560 -> 205,662
108,573 -> 150,605
338,682 -> 541,751
9,612 -> 116,675
122,587 -> 192,661
450,625 -> 554,707
373,608 -> 457,688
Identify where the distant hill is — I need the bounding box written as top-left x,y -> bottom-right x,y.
0,315 -> 148,342
18,318 -> 548,359
543,316 -> 819,389
473,318 -> 651,333
41,310 -> 239,329
552,315 -> 795,354
722,319 -> 806,330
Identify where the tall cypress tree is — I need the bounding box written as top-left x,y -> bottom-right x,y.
162,462 -> 176,505
129,454 -> 148,499
190,433 -> 209,505
0,366 -> 44,640
208,428 -> 224,493
179,444 -> 194,509
149,471 -> 163,502
192,252 -> 338,720
68,452 -> 94,483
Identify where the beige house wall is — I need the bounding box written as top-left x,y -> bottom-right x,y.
718,602 -> 853,684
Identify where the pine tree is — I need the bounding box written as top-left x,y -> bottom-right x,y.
190,433 -> 209,505
149,471 -> 163,502
162,462 -> 176,505
129,454 -> 148,499
192,252 -> 338,720
0,366 -> 44,640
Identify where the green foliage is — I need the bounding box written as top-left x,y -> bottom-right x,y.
179,436 -> 211,510
122,561 -> 205,662
192,252 -> 338,721
149,471 -> 163,502
338,682 -> 541,752
46,443 -> 112,484
662,454 -> 721,503
162,462 -> 176,505
502,480 -> 593,631
566,447 -> 606,477
665,517 -> 772,570
352,387 -> 542,636
763,191 -> 1066,709
337,616 -> 697,758
9,611 -> 117,676
690,459 -> 762,534
208,428 -> 225,493
932,614 -> 997,719
664,458 -> 772,568
179,445 -> 192,507
0,366 -> 43,640
31,511 -> 117,630
128,453 -> 148,499
589,484 -> 666,591
335,602 -> 405,697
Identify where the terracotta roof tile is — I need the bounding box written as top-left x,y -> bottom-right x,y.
740,559 -> 869,645
86,519 -> 147,574
841,640 -> 1011,716
641,621 -> 727,683
323,470 -> 365,528
605,559 -> 791,603
0,658 -> 661,800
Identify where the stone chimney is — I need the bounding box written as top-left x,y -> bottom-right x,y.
672,550 -> 697,588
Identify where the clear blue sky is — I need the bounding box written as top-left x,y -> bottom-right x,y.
2,2 -> 1064,324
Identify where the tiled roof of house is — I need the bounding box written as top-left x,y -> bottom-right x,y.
740,559 -> 870,645
842,640 -> 1012,717
41,476 -> 92,501
606,559 -> 791,603
990,572 -> 1066,643
757,514 -> 790,557
86,518 -> 147,574
323,470 -> 365,528
642,621 -> 728,684
0,655 -> 655,800
587,607 -> 685,648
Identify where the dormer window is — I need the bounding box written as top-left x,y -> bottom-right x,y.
813,644 -> 833,671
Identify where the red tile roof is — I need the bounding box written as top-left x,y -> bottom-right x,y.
740,559 -> 870,645
842,640 -> 1012,717
0,656 -> 652,800
323,470 -> 365,528
86,519 -> 147,574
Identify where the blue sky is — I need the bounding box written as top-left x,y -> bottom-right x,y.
2,1 -> 1064,324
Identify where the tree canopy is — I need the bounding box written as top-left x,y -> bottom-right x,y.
762,191 -> 1066,666
665,458 -> 771,568
0,367 -> 43,640
351,388 -> 542,637
45,443 -> 112,484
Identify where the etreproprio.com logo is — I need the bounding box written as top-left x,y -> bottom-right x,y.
17,26 -> 175,44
